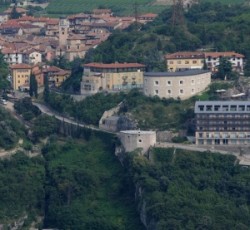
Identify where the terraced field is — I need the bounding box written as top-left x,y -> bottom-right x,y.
46,0 -> 245,16
46,0 -> 166,16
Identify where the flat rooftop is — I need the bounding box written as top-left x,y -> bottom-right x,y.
195,101 -> 250,113
144,70 -> 210,77
120,130 -> 155,135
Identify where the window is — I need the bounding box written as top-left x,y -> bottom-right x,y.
180,89 -> 184,94
138,139 -> 142,143
206,105 -> 212,111
169,61 -> 173,64
230,105 -> 237,111
177,61 -> 181,64
198,105 -> 204,111
239,105 -> 245,111
191,79 -> 195,85
167,90 -> 171,94
155,90 -> 159,95
193,60 -> 197,64
185,60 -> 189,64
179,80 -> 183,85
154,81 -> 159,85
214,105 -> 220,111
167,80 -> 171,86
191,89 -> 194,94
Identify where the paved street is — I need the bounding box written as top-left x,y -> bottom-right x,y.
33,102 -> 115,134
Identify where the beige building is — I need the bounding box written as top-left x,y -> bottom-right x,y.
81,62 -> 145,95
119,130 -> 156,155
165,52 -> 205,72
59,18 -> 70,47
65,34 -> 87,61
143,70 -> 211,100
10,63 -> 31,90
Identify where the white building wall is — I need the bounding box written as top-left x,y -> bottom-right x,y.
144,72 -> 211,100
119,130 -> 156,154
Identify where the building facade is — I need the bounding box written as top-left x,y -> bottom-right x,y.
165,51 -> 244,73
81,62 -> 145,95
165,52 -> 205,72
143,70 -> 211,100
195,101 -> 250,146
204,52 -> 244,73
11,63 -> 31,90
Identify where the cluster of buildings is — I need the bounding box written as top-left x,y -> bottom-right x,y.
165,51 -> 244,73
11,63 -> 70,90
0,6 -> 157,91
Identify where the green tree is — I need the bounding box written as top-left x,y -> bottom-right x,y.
43,74 -> 50,103
29,74 -> 38,98
216,57 -> 232,80
203,59 -> 208,70
0,52 -> 10,92
10,5 -> 21,19
244,58 -> 250,77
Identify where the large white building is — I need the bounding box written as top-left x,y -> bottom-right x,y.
143,70 -> 211,100
195,101 -> 250,146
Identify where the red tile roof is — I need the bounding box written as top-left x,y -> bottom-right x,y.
84,62 -> 145,69
139,13 -> 158,19
165,51 -> 244,59
10,63 -> 31,69
165,51 -> 205,59
204,52 -> 244,58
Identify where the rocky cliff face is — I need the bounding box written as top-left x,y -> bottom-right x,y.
135,183 -> 157,230
115,145 -> 158,230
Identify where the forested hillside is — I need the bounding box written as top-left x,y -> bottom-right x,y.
128,148 -> 250,229
0,107 -> 26,149
0,125 -> 144,229
85,2 -> 250,71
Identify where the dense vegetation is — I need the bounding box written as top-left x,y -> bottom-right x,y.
45,82 -> 229,130
42,137 -> 144,230
0,152 -> 45,226
46,0 -> 164,16
14,97 -> 41,121
45,0 -> 245,16
84,2 -> 250,72
127,148 -> 250,229
0,107 -> 26,149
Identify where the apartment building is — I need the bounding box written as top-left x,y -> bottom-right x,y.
195,101 -> 250,145
165,51 -> 244,73
165,52 -> 205,72
81,62 -> 145,95
143,70 -> 211,100
205,52 -> 244,72
10,63 -> 31,90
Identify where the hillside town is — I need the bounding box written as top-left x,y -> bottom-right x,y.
0,3 -> 249,152
2,1 -> 250,230
0,5 -> 157,90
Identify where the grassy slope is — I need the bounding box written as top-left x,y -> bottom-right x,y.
46,0 -> 164,16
